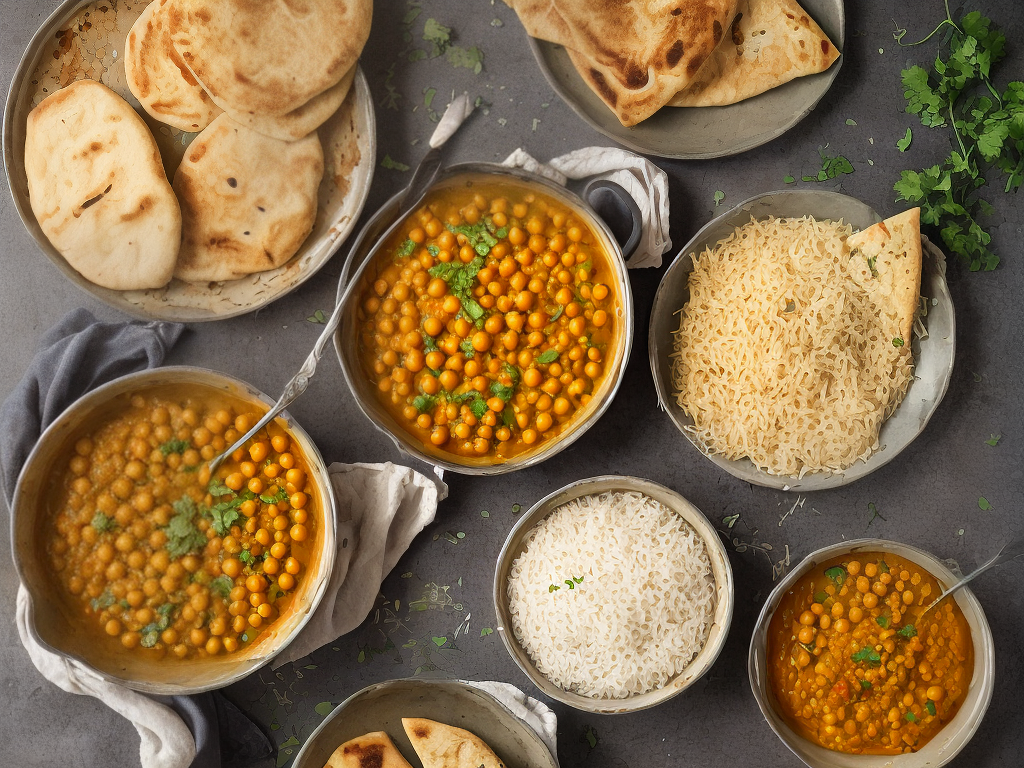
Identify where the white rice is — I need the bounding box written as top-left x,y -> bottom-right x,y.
506,491 -> 716,699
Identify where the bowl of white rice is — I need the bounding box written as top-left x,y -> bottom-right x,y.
493,475 -> 734,713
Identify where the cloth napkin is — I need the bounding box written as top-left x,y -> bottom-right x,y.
0,310 -> 447,768
502,147 -> 672,268
468,680 -> 559,760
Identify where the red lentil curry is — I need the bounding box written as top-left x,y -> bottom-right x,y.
356,179 -> 621,463
767,552 -> 973,755
45,386 -> 318,661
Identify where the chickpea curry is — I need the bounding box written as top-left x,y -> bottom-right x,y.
767,552 -> 973,755
45,387 -> 318,661
356,179 -> 620,462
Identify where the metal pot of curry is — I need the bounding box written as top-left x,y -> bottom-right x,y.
333,163 -> 638,475
11,367 -> 337,694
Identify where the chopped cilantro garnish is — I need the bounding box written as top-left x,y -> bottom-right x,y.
396,239 -> 417,258
824,566 -> 847,587
926,700 -> 937,716
460,339 -> 476,357
446,223 -> 497,257
490,382 -> 515,402
163,497 -> 208,559
159,439 -> 190,456
893,337 -> 905,347
876,615 -> 890,629
897,624 -> 918,639
89,591 -> 115,612
207,479 -> 233,497
896,127 -> 913,152
802,147 -> 854,182
851,646 -> 882,666
535,349 -> 559,365
905,712 -> 917,723
381,155 -> 410,172
860,679 -> 873,690
208,500 -> 242,536
210,575 -> 233,600
91,511 -> 116,534
421,332 -> 439,353
413,394 -> 439,413
985,433 -> 1001,446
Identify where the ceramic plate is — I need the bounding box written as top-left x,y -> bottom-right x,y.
3,0 -> 375,321
291,678 -> 558,768
528,0 -> 844,159
648,190 -> 956,491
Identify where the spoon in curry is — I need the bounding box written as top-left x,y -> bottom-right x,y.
207,94 -> 476,475
913,534 -> 1024,624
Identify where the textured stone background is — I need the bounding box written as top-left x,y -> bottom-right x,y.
1,1 -> 1021,766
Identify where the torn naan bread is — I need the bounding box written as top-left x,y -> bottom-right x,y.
172,114 -> 323,283
325,732 -> 413,768
669,0 -> 840,107
125,0 -> 222,132
25,79 -> 181,290
506,0 -> 739,126
846,208 -> 923,346
403,718 -> 505,768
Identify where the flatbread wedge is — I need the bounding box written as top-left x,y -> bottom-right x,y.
403,718 -> 505,768
24,79 -> 181,291
506,0 -> 738,126
324,732 -> 413,768
668,0 -> 840,107
125,0 -> 222,132
846,208 -> 923,346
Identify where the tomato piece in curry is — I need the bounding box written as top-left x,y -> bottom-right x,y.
356,180 -> 619,462
767,552 -> 973,755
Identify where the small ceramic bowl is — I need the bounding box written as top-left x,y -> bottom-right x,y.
493,475 -> 734,713
291,678 -> 558,768
748,538 -> 994,768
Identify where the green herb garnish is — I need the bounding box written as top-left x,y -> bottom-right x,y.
851,647 -> 882,666
985,433 -> 1001,446
381,155 -> 410,172
926,700 -> 937,716
535,349 -> 559,365
413,394 -> 439,413
208,500 -> 242,537
876,615 -> 891,629
860,679 -> 873,690
813,591 -> 829,604
90,591 -> 115,612
460,339 -> 476,357
259,488 -> 289,506
897,127 -> 914,151
207,479 -> 233,497
159,439 -> 190,456
396,239 -> 417,258
446,222 -> 497,257
163,497 -> 208,559
802,147 -> 854,182
429,255 -> 486,319
824,566 -> 847,588
490,382 -> 515,402
893,337 -> 905,347
91,511 -> 117,534
897,624 -> 918,639
979,496 -> 994,510
906,712 -> 918,723
421,332 -> 439,353
210,575 -> 233,600
878,559 -> 890,573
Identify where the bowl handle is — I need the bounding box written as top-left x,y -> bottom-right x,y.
583,179 -> 643,261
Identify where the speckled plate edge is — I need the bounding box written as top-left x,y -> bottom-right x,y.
527,0 -> 845,159
291,678 -> 559,768
2,0 -> 376,322
648,189 -> 956,491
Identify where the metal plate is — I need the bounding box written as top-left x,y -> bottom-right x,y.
292,678 -> 558,768
492,475 -> 734,714
748,539 -> 994,768
648,190 -> 956,491
2,0 -> 375,321
527,0 -> 844,159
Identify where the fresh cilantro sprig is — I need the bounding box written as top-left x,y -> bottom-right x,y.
428,255 -> 486,320
802,147 -> 854,182
164,497 -> 208,558
91,511 -> 117,534
894,5 -> 1022,270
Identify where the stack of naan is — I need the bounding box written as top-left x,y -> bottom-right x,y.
504,0 -> 840,126
24,0 -> 371,291
325,720 -> 506,768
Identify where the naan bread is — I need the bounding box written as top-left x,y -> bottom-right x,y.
506,0 -> 738,126
125,0 -> 222,132
403,718 -> 505,768
847,208 -> 923,345
24,79 -> 181,290
167,0 -> 372,117
325,732 -> 413,768
223,65 -> 356,142
172,114 -> 324,283
669,0 -> 840,107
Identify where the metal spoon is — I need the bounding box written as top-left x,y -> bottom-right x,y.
207,94 -> 476,475
914,534 -> 1024,623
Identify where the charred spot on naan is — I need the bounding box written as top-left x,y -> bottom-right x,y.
342,742 -> 385,768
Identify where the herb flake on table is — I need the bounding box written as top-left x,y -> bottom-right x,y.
381,154 -> 410,172
978,496 -> 993,510
985,433 -> 1001,446
897,127 -> 913,152
867,502 -> 886,526
893,7 -> 1022,270
802,147 -> 854,182
306,309 -> 327,324
713,190 -> 725,206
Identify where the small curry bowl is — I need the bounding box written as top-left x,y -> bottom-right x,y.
748,538 -> 994,768
334,163 -> 636,476
10,367 -> 337,694
493,475 -> 734,714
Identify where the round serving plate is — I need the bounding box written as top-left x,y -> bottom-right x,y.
649,189 -> 955,492
10,366 -> 338,694
2,0 -> 375,321
292,678 -> 558,768
333,163 -> 635,476
492,475 -> 734,714
749,538 -> 994,768
527,0 -> 844,159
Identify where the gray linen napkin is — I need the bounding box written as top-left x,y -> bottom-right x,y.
0,309 -> 272,768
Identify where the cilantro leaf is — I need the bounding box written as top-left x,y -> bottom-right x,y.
985,434 -> 1001,446
851,647 -> 882,666
490,382 -> 515,402
860,679 -> 873,690
713,190 -> 725,207
210,575 -> 233,600
207,479 -> 233,497
978,496 -> 993,510
897,624 -> 918,639
413,394 -> 438,413
208,500 -> 242,536
90,591 -> 115,611
469,397 -> 489,419
906,712 -> 917,723
446,223 -> 497,257
159,439 -> 190,456
897,127 -> 913,151
535,349 -> 559,365
926,700 -> 937,716
381,155 -> 410,172
824,566 -> 847,587
91,511 -> 117,534
164,497 -> 208,559
875,615 -> 890,629
396,239 -> 417,258
802,147 -> 854,182
460,339 -> 476,357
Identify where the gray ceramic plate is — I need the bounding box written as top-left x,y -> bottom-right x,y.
292,679 -> 558,768
2,0 -> 375,321
648,190 -> 956,491
528,0 -> 844,159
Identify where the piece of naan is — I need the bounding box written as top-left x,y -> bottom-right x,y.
167,0 -> 372,117
25,79 -> 181,290
125,0 -> 222,132
172,114 -> 323,283
223,65 -> 356,142
846,208 -> 923,346
506,0 -> 739,126
669,0 -> 840,107
403,718 -> 505,768
325,732 -> 413,768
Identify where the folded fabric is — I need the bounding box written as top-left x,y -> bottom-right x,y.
502,146 -> 672,268
467,680 -> 559,759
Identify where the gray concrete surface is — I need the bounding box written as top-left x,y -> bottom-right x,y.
1,1 -> 1022,767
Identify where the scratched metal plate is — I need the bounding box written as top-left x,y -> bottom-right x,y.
2,0 -> 375,321
527,0 -> 844,159
648,190 -> 956,491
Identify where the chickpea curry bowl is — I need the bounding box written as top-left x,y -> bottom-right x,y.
11,367 -> 336,694
336,166 -> 633,473
749,539 -> 994,768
